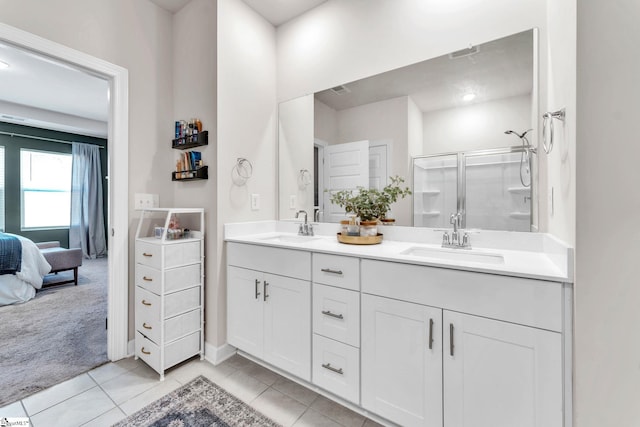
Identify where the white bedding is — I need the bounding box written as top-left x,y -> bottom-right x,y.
0,235 -> 52,306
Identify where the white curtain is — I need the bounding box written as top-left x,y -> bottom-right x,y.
69,143 -> 106,259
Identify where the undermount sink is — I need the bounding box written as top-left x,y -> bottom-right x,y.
259,234 -> 322,244
400,246 -> 505,264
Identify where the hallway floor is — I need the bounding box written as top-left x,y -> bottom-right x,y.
0,354 -> 384,427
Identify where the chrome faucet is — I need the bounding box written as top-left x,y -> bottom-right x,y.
442,212 -> 471,249
295,210 -> 314,236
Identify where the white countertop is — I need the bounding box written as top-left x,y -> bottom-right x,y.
224,221 -> 573,283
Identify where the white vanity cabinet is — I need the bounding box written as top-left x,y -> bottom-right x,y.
134,208 -> 205,380
361,294 -> 442,427
361,259 -> 564,427
227,243 -> 311,381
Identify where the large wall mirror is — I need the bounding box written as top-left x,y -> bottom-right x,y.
278,29 -> 537,231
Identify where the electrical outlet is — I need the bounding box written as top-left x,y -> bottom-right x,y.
134,193 -> 159,210
251,193 -> 260,211
289,195 -> 297,209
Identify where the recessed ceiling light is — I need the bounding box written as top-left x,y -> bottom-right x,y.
0,60 -> 9,69
462,92 -> 476,102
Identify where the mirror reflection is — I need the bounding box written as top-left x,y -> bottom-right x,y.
278,29 -> 536,231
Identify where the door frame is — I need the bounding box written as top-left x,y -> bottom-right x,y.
0,23 -> 129,360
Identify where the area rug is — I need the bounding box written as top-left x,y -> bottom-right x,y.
0,257 -> 108,406
114,376 -> 281,427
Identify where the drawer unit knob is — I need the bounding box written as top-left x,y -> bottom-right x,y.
143,323 -> 152,330
143,276 -> 153,282
142,252 -> 153,257
142,300 -> 152,306
320,268 -> 343,275
322,363 -> 344,375
141,347 -> 151,355
321,310 -> 344,320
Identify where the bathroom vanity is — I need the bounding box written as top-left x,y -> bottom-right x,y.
225,221 -> 573,427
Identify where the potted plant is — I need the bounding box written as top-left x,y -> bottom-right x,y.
329,175 -> 411,234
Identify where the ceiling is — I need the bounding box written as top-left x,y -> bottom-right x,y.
241,0 -> 328,26
315,30 -> 534,113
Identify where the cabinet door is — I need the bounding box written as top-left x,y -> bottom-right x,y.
443,311 -> 562,427
361,294 -> 443,427
227,266 -> 264,357
263,273 -> 311,381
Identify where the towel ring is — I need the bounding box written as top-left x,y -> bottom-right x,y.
542,108 -> 566,154
298,169 -> 311,189
235,158 -> 253,179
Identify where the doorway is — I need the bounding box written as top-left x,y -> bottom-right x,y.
0,23 -> 129,360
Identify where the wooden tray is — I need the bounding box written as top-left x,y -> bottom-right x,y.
337,233 -> 383,245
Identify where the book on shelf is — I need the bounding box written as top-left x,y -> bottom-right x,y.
176,150 -> 203,172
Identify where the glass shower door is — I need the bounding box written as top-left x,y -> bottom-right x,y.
413,154 -> 458,228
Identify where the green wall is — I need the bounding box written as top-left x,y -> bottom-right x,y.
0,122 -> 108,248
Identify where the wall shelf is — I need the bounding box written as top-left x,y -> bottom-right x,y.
172,166 -> 208,181
172,130 -> 208,150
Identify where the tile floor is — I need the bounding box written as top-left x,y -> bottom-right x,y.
0,354 -> 385,427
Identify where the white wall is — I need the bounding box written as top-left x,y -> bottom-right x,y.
217,0 -> 277,346
422,95 -> 532,154
575,1 -> 640,426
314,98 -> 337,144
336,96 -> 411,224
279,94 -> 314,218
0,0 -> 175,340
172,0 -> 218,346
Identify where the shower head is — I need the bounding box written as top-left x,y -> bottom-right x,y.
505,129 -> 533,139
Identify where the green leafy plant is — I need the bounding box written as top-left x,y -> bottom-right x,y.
329,175 -> 412,221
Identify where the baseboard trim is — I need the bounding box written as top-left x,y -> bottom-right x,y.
127,339 -> 135,358
205,341 -> 236,365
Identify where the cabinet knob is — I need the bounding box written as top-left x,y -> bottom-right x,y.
142,252 -> 153,257
143,323 -> 152,330
141,347 -> 151,355
142,300 -> 152,306
143,276 -> 153,282
320,268 -> 343,275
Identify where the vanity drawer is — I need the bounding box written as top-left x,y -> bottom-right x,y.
361,259 -> 563,331
312,253 -> 359,291
136,263 -> 201,295
313,284 -> 360,347
312,334 -> 360,404
136,286 -> 201,320
136,240 -> 201,270
227,242 -> 310,280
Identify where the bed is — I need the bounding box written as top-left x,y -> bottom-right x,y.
0,233 -> 52,306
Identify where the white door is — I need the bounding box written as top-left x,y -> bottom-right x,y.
227,266 -> 264,358
369,142 -> 390,191
443,311 -> 563,427
361,294 -> 443,427
323,140 -> 370,222
263,273 -> 311,381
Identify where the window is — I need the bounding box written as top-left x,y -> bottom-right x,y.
0,146 -> 4,232
20,149 -> 72,229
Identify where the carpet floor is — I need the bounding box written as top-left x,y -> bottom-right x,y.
0,257 -> 108,407
114,375 -> 281,427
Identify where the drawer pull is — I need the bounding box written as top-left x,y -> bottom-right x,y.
449,323 -> 455,357
428,318 -> 434,350
322,363 -> 343,375
142,300 -> 152,306
255,279 -> 261,299
141,347 -> 151,355
143,276 -> 153,282
320,268 -> 343,275
264,281 -> 269,301
143,323 -> 152,330
142,252 -> 153,257
322,310 -> 344,320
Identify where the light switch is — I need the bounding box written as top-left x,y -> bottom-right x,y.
134,193 -> 159,210
289,195 -> 297,209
